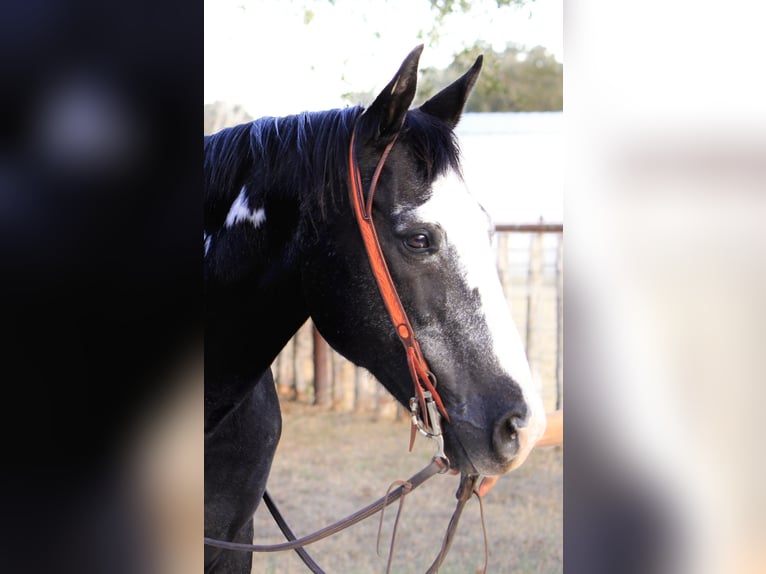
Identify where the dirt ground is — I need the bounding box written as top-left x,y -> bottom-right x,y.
250,401 -> 562,573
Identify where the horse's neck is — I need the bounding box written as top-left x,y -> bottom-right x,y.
205,110 -> 356,419
205,186 -> 309,380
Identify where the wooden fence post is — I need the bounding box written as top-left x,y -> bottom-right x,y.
497,232 -> 513,314
525,229 -> 544,364
353,366 -> 363,413
293,321 -> 312,402
312,324 -> 331,408
331,350 -> 356,411
275,336 -> 294,398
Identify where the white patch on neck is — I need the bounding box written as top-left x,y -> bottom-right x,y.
204,232 -> 211,256
225,187 -> 266,229
415,170 -> 547,447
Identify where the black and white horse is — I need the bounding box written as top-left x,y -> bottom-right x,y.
204,46 -> 546,573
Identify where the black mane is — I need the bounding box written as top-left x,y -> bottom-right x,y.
204,106 -> 362,233
203,105 -> 463,234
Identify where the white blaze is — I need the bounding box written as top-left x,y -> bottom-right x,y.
415,170 -> 547,463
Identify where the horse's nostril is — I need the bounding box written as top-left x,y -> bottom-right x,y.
493,410 -> 527,459
506,418 -> 518,442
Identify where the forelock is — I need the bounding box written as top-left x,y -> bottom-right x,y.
401,109 -> 463,182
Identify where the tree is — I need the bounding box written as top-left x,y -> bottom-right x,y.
416,42 -> 562,112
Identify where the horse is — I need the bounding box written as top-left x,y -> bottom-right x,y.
203,45 -> 547,573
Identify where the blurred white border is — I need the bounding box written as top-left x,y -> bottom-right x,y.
566,1 -> 766,572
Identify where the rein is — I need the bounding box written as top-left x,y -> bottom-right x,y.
203,457 -> 448,556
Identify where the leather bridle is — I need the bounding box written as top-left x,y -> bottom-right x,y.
204,119 -> 489,573
347,123 -> 449,449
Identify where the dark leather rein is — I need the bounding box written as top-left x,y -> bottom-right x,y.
204,121 -> 488,573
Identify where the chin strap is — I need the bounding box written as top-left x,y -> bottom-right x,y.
347,123 -> 449,449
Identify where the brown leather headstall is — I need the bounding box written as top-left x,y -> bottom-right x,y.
347,122 -> 449,451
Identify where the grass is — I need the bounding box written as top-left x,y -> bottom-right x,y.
250,401 -> 562,573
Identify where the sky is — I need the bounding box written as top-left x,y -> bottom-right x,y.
204,0 -> 563,118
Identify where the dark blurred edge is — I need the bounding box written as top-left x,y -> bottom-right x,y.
0,1 -> 201,572
562,288 -> 679,574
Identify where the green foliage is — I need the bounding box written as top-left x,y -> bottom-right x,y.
342,43 -> 562,112
416,42 -> 562,112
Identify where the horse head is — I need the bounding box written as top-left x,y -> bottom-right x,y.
301,46 -> 546,477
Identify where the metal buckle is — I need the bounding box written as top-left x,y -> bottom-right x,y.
409,392 -> 448,469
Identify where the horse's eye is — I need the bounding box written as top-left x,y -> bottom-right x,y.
405,233 -> 430,250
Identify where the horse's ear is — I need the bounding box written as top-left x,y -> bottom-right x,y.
419,55 -> 483,129
361,44 -> 423,142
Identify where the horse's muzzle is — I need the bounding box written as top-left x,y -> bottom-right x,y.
444,401 -> 544,476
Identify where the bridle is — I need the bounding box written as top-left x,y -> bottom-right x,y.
346,122 -> 449,452
204,118 -> 488,573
